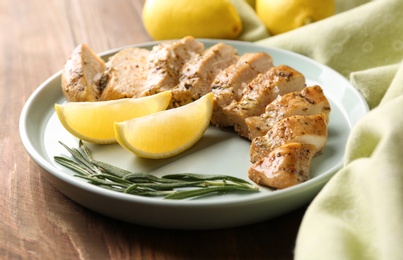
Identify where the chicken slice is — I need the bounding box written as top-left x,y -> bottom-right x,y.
99,48 -> 150,100
246,85 -> 331,140
224,65 -> 306,138
248,143 -> 316,189
211,52 -> 274,127
169,43 -> 239,108
250,114 -> 327,163
140,36 -> 204,97
62,44 -> 105,102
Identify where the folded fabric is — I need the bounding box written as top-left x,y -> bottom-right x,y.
334,0 -> 371,13
350,64 -> 399,109
236,0 -> 403,259
233,0 -> 371,42
256,0 -> 403,78
232,0 -> 271,41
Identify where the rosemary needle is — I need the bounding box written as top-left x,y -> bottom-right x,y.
54,141 -> 259,200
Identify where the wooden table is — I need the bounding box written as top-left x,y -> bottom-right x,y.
2,0 -> 308,258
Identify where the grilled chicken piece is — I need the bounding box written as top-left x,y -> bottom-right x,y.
224,65 -> 306,138
140,36 -> 204,97
62,44 -> 105,101
211,52 -> 274,127
99,48 -> 150,100
248,143 -> 316,189
246,85 -> 331,140
169,43 -> 239,108
250,114 -> 327,163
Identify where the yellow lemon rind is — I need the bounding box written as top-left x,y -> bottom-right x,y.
55,91 -> 172,144
142,0 -> 242,40
115,93 -> 214,159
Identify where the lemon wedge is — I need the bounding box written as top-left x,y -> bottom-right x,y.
55,92 -> 172,144
115,93 -> 214,159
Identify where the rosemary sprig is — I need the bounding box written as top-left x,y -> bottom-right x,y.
54,141 -> 259,200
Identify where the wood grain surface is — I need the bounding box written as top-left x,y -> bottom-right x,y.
1,0 -> 308,259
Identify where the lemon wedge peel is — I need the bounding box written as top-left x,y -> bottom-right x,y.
55,91 -> 172,144
115,93 -> 214,159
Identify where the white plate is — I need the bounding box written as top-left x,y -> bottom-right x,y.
19,39 -> 369,230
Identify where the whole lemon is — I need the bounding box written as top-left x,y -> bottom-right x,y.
256,0 -> 335,35
142,0 -> 242,40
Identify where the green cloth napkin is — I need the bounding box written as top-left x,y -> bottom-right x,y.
234,0 -> 403,259
233,0 -> 371,42
232,0 -> 271,41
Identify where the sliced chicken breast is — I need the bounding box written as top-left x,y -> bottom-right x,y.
250,114 -> 327,163
140,36 -> 204,96
169,43 -> 239,107
246,85 -> 331,140
211,52 -> 274,127
60,37 -> 333,190
99,48 -> 150,100
248,142 -> 316,189
225,65 -> 306,138
62,44 -> 105,102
